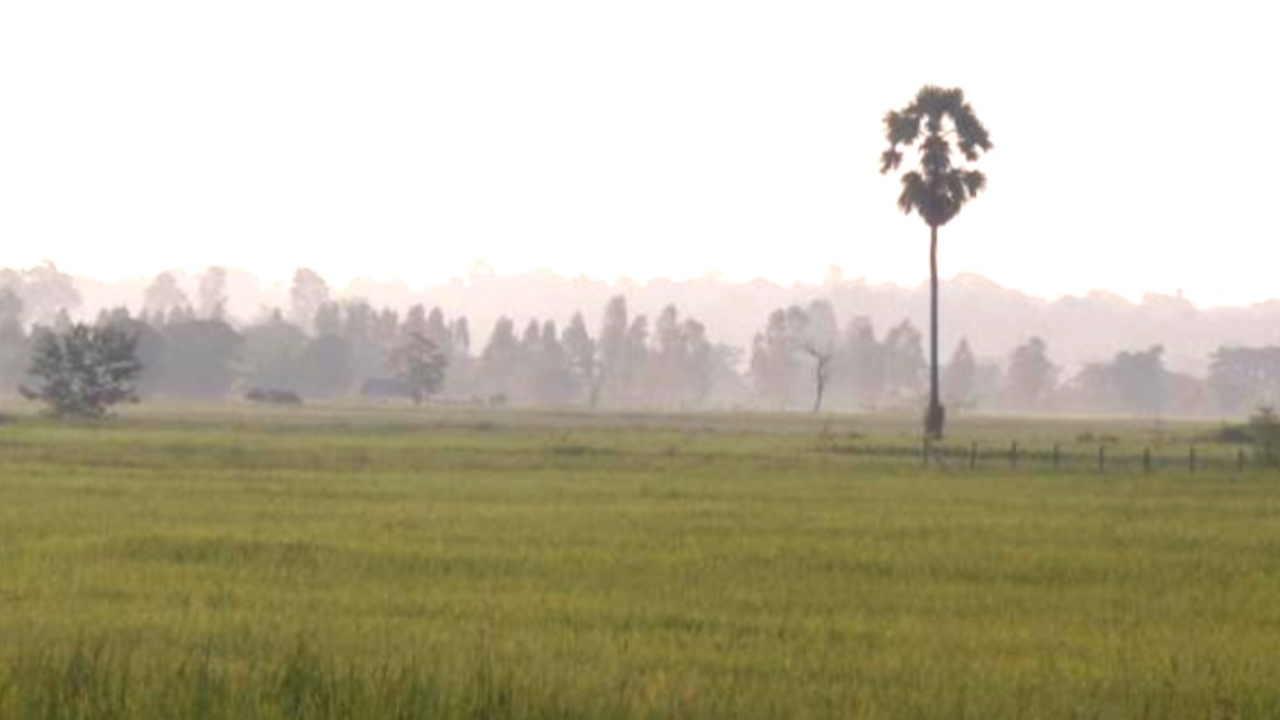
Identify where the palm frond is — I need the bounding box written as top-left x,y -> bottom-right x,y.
919,135 -> 954,175
952,102 -> 993,160
880,148 -> 904,174
914,86 -> 961,134
961,170 -> 987,198
884,110 -> 921,146
898,172 -> 926,215
943,173 -> 968,208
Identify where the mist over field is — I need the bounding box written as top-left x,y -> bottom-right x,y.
39,265 -> 1280,373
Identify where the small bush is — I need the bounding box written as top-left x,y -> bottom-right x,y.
21,323 -> 143,419
245,388 -> 304,405
1213,424 -> 1252,445
1249,406 -> 1280,466
1075,431 -> 1119,445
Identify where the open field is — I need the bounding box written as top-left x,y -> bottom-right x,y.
1,406 -> 1279,718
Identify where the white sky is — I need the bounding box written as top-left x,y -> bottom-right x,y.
2,1 -> 1277,306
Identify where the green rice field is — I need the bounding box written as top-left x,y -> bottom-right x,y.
1,406 -> 1278,718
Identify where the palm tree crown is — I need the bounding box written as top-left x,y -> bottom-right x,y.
880,86 -> 992,228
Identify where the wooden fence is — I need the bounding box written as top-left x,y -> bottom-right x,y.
821,440 -> 1269,475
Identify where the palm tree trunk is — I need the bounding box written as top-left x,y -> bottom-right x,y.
813,366 -> 825,413
926,224 -> 945,440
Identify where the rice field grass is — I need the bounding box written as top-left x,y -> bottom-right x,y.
1,405 -> 1278,718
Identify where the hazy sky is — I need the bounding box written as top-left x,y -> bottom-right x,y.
2,1 -> 1277,306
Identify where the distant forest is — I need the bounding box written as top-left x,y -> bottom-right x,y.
2,263 -> 1279,417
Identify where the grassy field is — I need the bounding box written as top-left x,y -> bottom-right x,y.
1,405 -> 1279,718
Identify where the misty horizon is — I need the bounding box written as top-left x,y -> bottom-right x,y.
6,262 -> 1280,385
27,261 -> 1280,312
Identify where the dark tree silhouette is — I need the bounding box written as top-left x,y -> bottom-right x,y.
802,343 -> 834,413
881,85 -> 992,440
21,323 -> 143,419
391,331 -> 447,405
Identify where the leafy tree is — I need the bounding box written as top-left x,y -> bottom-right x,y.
52,308 -> 73,334
197,266 -> 228,320
625,315 -> 651,405
1006,337 -> 1057,411
296,335 -> 353,398
882,320 -> 926,402
943,338 -> 978,410
390,331 -> 447,405
518,320 -> 576,406
0,286 -> 24,327
313,302 -> 343,337
1166,371 -> 1212,417
446,316 -> 474,396
881,85 -> 993,439
681,318 -> 715,408
339,301 -> 389,384
1063,346 -> 1167,416
290,268 -> 331,331
1208,347 -> 1280,414
424,307 -> 452,356
156,319 -> 243,398
479,317 -> 519,402
837,317 -> 885,410
1110,345 -> 1168,416
98,309 -> 165,397
647,305 -> 717,410
789,302 -> 837,413
804,300 -> 840,350
241,311 -> 308,392
143,271 -> 190,316
20,262 -> 82,326
1064,362 -> 1112,412
0,288 -> 27,387
402,304 -> 428,339
450,317 -> 471,358
20,323 -> 143,419
562,312 -> 599,407
403,306 -> 471,396
652,305 -> 687,408
749,309 -> 793,409
597,296 -> 630,406
512,320 -> 544,404
373,308 -> 400,348
708,343 -> 749,408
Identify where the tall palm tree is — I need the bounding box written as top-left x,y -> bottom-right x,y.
881,86 -> 992,441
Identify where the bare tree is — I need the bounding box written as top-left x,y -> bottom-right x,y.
803,342 -> 834,413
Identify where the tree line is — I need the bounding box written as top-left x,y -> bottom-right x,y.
742,300 -> 1275,417
1,267 -> 1277,418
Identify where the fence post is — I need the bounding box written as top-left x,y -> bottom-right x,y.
969,441 -> 978,470
1052,444 -> 1061,471
1143,447 -> 1151,475
1189,446 -> 1196,474
1097,445 -> 1106,474
1011,441 -> 1019,470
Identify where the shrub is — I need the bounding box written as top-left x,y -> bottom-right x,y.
1249,406 -> 1280,466
20,323 -> 143,419
1213,424 -> 1252,444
